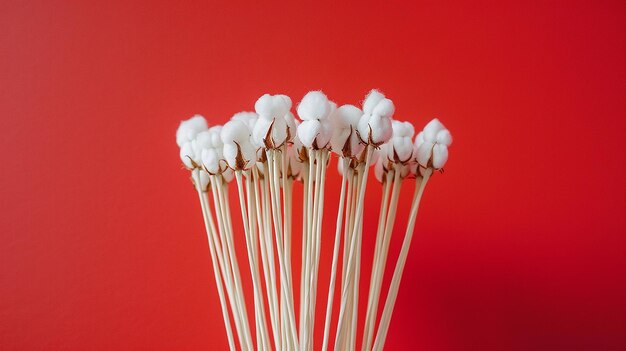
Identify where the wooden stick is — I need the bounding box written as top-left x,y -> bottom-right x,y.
362,168 -> 400,351
209,176 -> 250,350
338,166 -> 356,350
217,178 -> 254,350
348,167 -> 365,350
235,171 -> 271,351
254,168 -> 282,351
266,149 -> 300,348
334,146 -> 374,350
308,149 -> 329,351
372,169 -> 432,351
321,157 -> 348,351
193,174 -> 236,351
298,162 -> 310,345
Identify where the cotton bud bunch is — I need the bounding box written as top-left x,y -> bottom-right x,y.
357,90 -> 395,146
296,91 -> 333,149
221,120 -> 257,171
414,118 -> 453,170
253,94 -> 292,149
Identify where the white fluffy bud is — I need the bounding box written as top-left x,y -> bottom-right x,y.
297,91 -> 331,121
176,115 -> 208,147
231,112 -> 258,132
414,119 -> 452,169
387,121 -> 415,162
329,104 -> 364,156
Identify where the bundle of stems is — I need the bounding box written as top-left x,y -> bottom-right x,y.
176,90 -> 452,351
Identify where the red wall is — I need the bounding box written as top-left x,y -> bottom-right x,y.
1,1 -> 624,350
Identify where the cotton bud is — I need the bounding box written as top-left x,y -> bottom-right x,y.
357,90 -> 394,145
329,104 -> 364,157
387,120 -> 415,163
208,126 -> 223,149
255,94 -> 291,120
284,112 -> 298,142
221,120 -> 257,170
195,130 -> 213,150
221,120 -> 251,145
297,91 -> 331,121
231,112 -> 258,132
201,148 -> 221,174
176,114 -> 208,147
414,118 -> 452,170
362,90 -> 385,115
252,94 -> 291,148
180,141 -> 196,169
296,91 -> 333,149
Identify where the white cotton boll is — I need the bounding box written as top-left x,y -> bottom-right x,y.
297,91 -> 331,121
391,138 -> 414,162
432,144 -> 449,169
252,117 -> 272,148
254,94 -> 274,118
221,120 -> 251,145
223,141 -> 256,170
329,104 -> 362,156
208,126 -> 223,148
423,118 -> 445,142
176,114 -> 208,147
180,142 -> 195,169
372,98 -> 395,119
416,140 -> 435,167
201,148 -> 220,174
392,120 -> 414,138
297,120 -> 322,148
316,120 -> 333,148
357,114 -> 393,144
363,89 -> 385,115
330,105 -> 360,136
195,130 -> 213,150
277,94 -> 293,110
336,104 -> 362,127
251,114 -> 288,148
284,112 -> 298,142
388,121 -> 415,162
436,129 -> 453,146
255,94 -> 291,120
330,128 -> 351,155
222,143 -> 238,169
231,112 -> 258,132
270,116 -> 288,146
414,131 -> 425,148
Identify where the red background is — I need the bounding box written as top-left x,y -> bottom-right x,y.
1,0 -> 625,350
